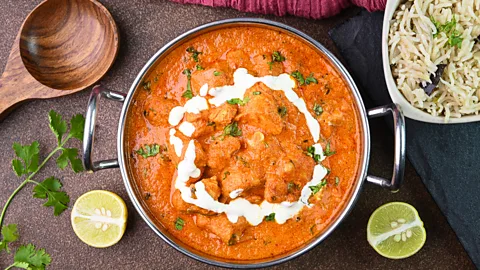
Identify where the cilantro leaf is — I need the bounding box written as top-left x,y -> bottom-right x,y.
0,224 -> 19,253
222,122 -> 242,138
265,213 -> 275,221
12,159 -> 25,177
186,47 -> 202,62
69,114 -> 85,141
313,103 -> 323,116
182,69 -> 193,99
449,31 -> 463,48
324,141 -> 336,157
48,110 -> 67,145
291,71 -> 305,85
305,73 -> 318,85
227,97 -> 250,106
136,144 -> 160,158
309,179 -> 327,195
196,64 -> 204,70
305,145 -> 322,163
174,217 -> 185,230
13,244 -> 51,270
12,141 -> 40,176
271,51 -> 285,62
213,71 -> 222,76
56,148 -> 83,173
277,106 -> 287,117
32,177 -> 70,216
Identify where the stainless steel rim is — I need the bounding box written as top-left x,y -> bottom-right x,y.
116,18 -> 371,268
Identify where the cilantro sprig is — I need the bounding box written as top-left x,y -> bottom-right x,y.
1,110 -> 86,268
430,15 -> 463,48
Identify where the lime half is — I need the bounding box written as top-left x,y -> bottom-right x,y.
71,190 -> 128,248
367,202 -> 426,259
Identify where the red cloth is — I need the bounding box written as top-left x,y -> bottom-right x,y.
171,0 -> 386,19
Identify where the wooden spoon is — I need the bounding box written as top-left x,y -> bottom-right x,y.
0,0 -> 119,120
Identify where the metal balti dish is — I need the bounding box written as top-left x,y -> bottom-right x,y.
83,18 -> 406,268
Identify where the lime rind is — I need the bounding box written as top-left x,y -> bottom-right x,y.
367,202 -> 426,259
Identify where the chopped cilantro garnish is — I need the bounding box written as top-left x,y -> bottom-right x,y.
182,69 -> 193,99
309,179 -> 327,195
324,141 -> 335,157
186,46 -> 202,62
142,80 -> 151,92
335,176 -> 340,186
431,15 -> 463,48
306,145 -> 322,163
272,51 -> 286,62
277,106 -> 287,117
174,217 -> 185,230
291,70 -> 305,85
223,122 -> 242,137
196,64 -> 204,70
253,91 -> 261,95
265,213 -> 275,221
305,73 -> 318,85
136,144 -> 160,158
313,103 -> 323,116
227,97 -> 250,106
213,71 -> 222,76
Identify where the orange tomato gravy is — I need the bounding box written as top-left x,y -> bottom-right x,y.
125,26 -> 362,260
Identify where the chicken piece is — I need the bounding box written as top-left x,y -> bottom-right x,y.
194,176 -> 221,200
264,146 -> 315,202
191,61 -> 232,90
221,168 -> 263,199
208,104 -> 238,126
184,111 -> 214,138
251,54 -> 284,77
195,214 -> 249,244
237,84 -> 283,135
226,49 -> 253,70
207,136 -> 241,171
172,176 -> 221,215
143,97 -> 178,126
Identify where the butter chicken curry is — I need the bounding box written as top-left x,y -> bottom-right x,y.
126,26 -> 361,260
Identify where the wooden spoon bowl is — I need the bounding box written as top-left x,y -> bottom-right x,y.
0,0 -> 118,120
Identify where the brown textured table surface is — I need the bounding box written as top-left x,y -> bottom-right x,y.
0,0 -> 474,269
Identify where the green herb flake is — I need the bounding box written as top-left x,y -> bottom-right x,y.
213,71 -> 222,76
324,141 -> 336,157
265,213 -> 276,221
287,182 -> 299,193
186,46 -> 202,62
227,97 -> 250,106
335,176 -> 340,186
182,69 -> 193,99
277,106 -> 287,117
136,144 -> 160,158
272,51 -> 286,62
306,145 -> 322,163
142,80 -> 151,92
253,91 -> 261,95
305,73 -> 318,85
223,122 -> 242,137
449,31 -> 463,48
222,171 -> 230,180
196,64 -> 204,70
309,179 -> 327,195
313,103 -> 323,116
174,217 -> 185,230
291,70 -> 305,85
228,234 -> 237,246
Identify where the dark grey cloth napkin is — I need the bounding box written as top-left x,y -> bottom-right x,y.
329,10 -> 480,267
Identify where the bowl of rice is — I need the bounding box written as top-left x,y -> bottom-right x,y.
383,0 -> 480,123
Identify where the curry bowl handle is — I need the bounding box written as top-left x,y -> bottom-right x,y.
366,103 -> 406,192
83,85 -> 126,172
